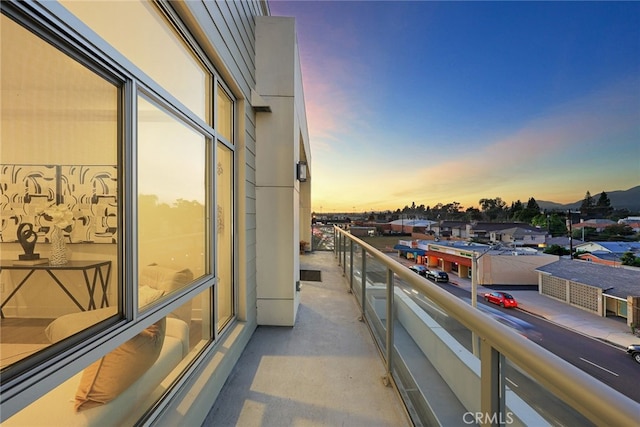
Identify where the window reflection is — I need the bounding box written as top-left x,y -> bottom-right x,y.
217,85 -> 233,143
137,96 -> 206,283
216,143 -> 234,330
61,0 -> 209,122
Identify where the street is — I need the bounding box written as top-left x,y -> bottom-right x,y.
430,279 -> 640,403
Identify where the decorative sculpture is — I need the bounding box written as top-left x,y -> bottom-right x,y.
17,222 -> 40,260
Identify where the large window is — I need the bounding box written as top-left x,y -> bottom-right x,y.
0,12 -> 119,368
1,1 -> 236,424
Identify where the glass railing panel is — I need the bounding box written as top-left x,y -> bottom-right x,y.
345,241 -> 353,287
392,281 -> 479,426
333,228 -> 638,427
351,263 -> 363,304
394,272 -> 476,354
311,225 -> 334,251
360,253 -> 388,351
502,356 -> 595,427
351,242 -> 363,293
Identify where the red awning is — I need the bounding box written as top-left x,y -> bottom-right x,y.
425,250 -> 472,267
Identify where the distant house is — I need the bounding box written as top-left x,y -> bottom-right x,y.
618,217 -> 640,232
627,222 -> 640,233
536,259 -> 640,326
467,222 -> 542,244
572,218 -> 616,232
389,219 -> 437,234
430,221 -> 469,239
543,236 -> 584,250
575,241 -> 640,266
348,226 -> 376,237
489,226 -> 548,248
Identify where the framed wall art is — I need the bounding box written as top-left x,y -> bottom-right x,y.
0,164 -> 118,244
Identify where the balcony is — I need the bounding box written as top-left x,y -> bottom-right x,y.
205,227 -> 638,426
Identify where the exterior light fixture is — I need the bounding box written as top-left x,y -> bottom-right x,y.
297,161 -> 307,182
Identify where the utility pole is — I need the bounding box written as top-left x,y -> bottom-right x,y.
471,246 -> 493,308
568,210 -> 573,258
567,210 -> 580,259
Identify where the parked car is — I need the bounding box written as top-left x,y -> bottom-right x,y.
409,264 -> 428,276
484,291 -> 518,308
627,344 -> 640,364
427,269 -> 449,283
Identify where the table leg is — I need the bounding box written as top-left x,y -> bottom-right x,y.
45,270 -> 85,312
0,269 -> 37,318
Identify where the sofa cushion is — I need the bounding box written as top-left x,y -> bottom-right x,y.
3,318 -> 188,427
45,285 -> 164,344
139,264 -> 194,324
74,316 -> 166,411
45,307 -> 117,343
139,285 -> 165,307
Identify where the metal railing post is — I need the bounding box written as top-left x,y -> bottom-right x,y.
480,340 -> 502,427
383,267 -> 394,386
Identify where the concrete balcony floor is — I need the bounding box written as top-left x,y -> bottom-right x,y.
203,251 -> 411,426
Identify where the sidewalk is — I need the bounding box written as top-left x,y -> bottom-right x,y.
396,257 -> 638,349
506,289 -> 637,348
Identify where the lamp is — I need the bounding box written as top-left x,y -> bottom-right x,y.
297,161 -> 307,182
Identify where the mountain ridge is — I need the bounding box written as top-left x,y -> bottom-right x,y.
536,185 -> 640,213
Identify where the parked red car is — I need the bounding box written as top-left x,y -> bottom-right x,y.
484,291 -> 518,308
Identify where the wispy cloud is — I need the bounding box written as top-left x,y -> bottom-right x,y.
311,77 -> 639,211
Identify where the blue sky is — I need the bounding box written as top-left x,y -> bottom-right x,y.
269,1 -> 640,213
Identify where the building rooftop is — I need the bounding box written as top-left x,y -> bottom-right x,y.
536,259 -> 640,298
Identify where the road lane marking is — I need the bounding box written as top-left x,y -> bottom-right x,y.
579,358 -> 619,376
417,296 -> 448,317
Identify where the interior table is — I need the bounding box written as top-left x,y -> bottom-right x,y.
0,260 -> 112,318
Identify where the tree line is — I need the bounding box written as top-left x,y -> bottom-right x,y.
356,190 -> 638,240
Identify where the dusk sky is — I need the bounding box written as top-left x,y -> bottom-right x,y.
269,1 -> 640,214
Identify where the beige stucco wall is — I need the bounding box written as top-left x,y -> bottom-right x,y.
255,16 -> 311,326
478,253 -> 557,286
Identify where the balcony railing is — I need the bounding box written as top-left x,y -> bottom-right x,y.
333,226 -> 638,427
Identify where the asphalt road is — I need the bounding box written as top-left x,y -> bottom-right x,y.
429,279 -> 640,403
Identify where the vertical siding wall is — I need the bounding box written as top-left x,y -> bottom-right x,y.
159,1 -> 267,424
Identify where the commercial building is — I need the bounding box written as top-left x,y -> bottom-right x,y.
536,259 -> 640,325
1,1 -> 310,424
396,240 -> 556,286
